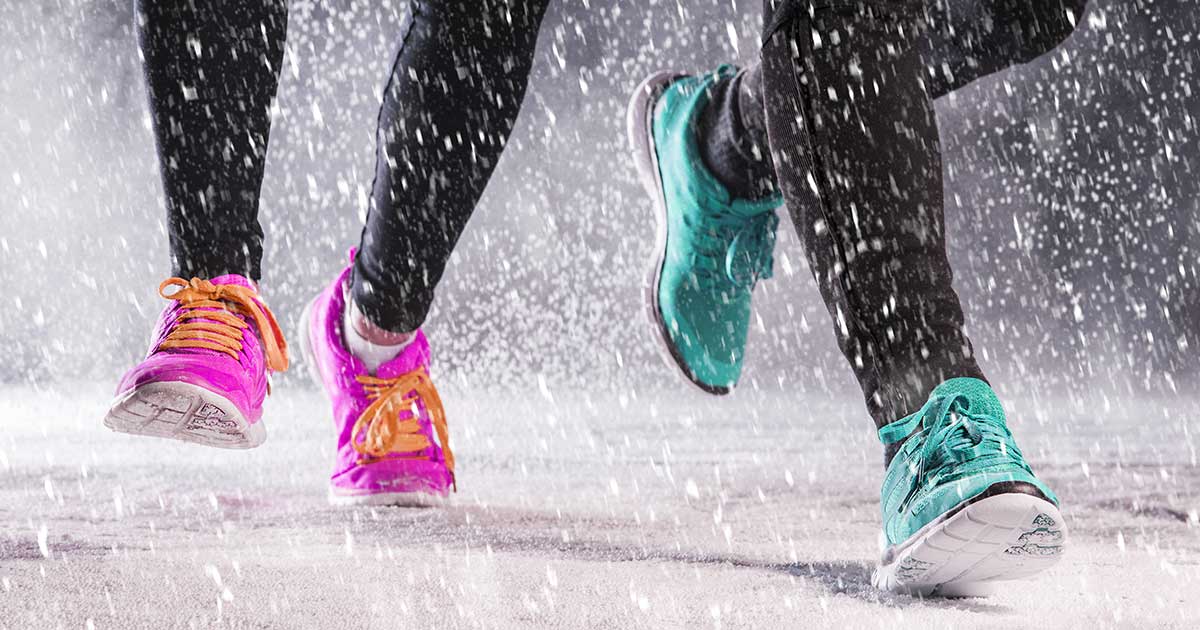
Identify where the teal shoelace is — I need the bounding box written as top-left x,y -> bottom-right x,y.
880,394 -> 1032,514
688,210 -> 779,289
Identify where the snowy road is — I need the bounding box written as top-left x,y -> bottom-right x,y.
1,382 -> 1197,629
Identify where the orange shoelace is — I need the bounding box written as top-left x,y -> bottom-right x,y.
352,368 -> 455,488
157,277 -> 289,372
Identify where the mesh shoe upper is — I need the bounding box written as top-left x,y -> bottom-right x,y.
651,66 -> 783,390
878,377 -> 1059,547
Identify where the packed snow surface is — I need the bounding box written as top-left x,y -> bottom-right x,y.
1,382 -> 1197,629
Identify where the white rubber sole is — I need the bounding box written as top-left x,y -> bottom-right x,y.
327,489 -> 447,508
626,71 -> 731,396
873,492 -> 1068,597
103,380 -> 265,449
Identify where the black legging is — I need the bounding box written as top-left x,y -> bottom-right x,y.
353,1 -> 550,331
752,0 -> 1085,431
703,0 -> 1088,198
140,0 -> 288,283
141,0 -> 549,332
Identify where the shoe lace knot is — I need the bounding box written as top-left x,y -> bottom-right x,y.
881,393 -> 1029,514
157,277 -> 289,372
352,368 -> 456,486
693,210 -> 779,289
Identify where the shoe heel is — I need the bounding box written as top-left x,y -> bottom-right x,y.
297,297 -> 326,392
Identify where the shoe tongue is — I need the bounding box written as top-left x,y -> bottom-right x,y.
208,274 -> 258,291
189,274 -> 258,322
373,332 -> 431,380
930,377 -> 1005,423
688,165 -> 780,222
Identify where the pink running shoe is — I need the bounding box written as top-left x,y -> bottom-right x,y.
103,275 -> 290,449
300,263 -> 455,506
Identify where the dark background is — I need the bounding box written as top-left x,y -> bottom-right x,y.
0,0 -> 1196,404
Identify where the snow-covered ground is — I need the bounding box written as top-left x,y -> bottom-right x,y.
1,382 -> 1197,629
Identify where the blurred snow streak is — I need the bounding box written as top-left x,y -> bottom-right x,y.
0,0 -> 1197,397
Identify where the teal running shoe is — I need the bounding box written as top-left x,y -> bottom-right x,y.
627,67 -> 783,394
873,378 -> 1067,596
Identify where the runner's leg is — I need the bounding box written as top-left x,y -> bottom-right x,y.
760,1 -> 981,434
350,0 -> 552,334
139,0 -> 288,280
701,0 -> 1086,209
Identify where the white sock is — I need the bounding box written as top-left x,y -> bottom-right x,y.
342,300 -> 414,373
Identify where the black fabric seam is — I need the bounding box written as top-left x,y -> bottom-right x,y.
770,15 -> 899,424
